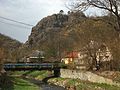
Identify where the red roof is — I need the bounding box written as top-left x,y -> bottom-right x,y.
66,51 -> 79,58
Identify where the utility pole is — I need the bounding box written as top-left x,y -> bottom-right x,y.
58,31 -> 61,62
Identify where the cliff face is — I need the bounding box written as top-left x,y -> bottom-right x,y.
26,14 -> 68,45
25,12 -> 86,48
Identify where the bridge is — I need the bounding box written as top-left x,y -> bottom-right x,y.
4,63 -> 61,70
3,63 -> 64,76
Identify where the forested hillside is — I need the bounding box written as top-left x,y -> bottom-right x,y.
0,33 -> 22,63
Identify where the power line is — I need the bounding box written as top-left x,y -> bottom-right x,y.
0,16 -> 34,26
0,20 -> 32,29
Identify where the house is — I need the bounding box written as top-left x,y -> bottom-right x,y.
61,51 -> 79,64
26,50 -> 45,63
61,45 -> 113,70
75,51 -> 88,70
61,51 -> 88,70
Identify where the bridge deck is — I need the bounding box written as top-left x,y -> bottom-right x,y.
4,63 -> 61,71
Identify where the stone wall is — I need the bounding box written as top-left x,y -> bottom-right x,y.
60,69 -> 120,86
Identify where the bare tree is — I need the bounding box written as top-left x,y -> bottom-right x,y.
70,0 -> 120,36
85,40 -> 100,70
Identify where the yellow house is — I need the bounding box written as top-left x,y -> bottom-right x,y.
61,51 -> 79,64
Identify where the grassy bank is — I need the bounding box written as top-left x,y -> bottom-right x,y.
10,71 -> 120,90
10,70 -> 52,80
0,73 -> 40,90
11,77 -> 40,90
48,78 -> 120,90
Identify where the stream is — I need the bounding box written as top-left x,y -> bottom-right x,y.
23,76 -> 66,90
1,71 -> 66,90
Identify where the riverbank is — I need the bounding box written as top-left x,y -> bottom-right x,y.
48,70 -> 120,90
4,71 -> 65,90
48,77 -> 120,90
0,73 -> 40,90
11,76 -> 40,90
7,70 -> 120,90
0,71 -> 44,90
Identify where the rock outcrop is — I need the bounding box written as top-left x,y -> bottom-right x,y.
26,14 -> 68,46
25,11 -> 86,48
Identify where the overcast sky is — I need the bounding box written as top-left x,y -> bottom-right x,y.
0,0 -> 103,43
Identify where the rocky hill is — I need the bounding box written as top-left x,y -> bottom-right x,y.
26,12 -> 86,46
23,12 -> 86,57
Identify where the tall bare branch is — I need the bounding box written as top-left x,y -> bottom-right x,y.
71,0 -> 120,36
